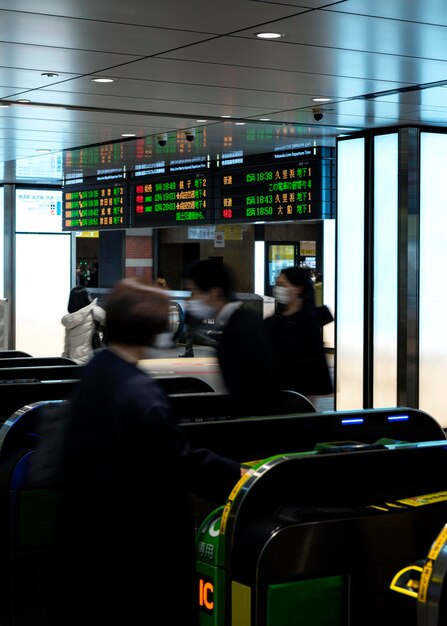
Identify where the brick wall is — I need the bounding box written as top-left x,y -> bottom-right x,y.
125,230 -> 153,279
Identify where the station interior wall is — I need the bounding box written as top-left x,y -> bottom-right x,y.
159,222 -> 320,292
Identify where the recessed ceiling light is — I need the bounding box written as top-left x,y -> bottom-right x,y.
121,133 -> 136,137
255,32 -> 283,39
221,115 -> 231,119
0,103 -> 10,108
259,118 -> 270,121
17,99 -> 30,103
235,122 -> 246,126
92,77 -> 114,83
196,119 -> 207,122
312,97 -> 333,102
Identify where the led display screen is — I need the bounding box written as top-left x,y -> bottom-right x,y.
62,182 -> 130,230
216,158 -> 333,223
132,171 -> 213,226
62,149 -> 334,230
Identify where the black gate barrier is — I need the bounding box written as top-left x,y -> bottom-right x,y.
0,402 -> 445,625
197,440 -> 447,626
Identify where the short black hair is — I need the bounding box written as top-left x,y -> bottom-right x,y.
68,286 -> 91,313
280,266 -> 309,287
105,278 -> 169,346
280,266 -> 316,309
182,259 -> 235,300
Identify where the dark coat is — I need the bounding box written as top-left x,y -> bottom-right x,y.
216,305 -> 279,416
264,308 -> 333,396
56,349 -> 240,626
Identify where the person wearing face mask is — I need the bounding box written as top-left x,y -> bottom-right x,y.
61,285 -> 106,364
182,259 -> 279,417
264,266 -> 333,399
52,277 -> 243,626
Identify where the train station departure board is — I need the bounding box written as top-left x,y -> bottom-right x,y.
63,183 -> 130,230
216,158 -> 334,223
132,171 -> 213,226
61,148 -> 334,230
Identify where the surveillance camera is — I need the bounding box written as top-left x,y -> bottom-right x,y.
312,107 -> 324,122
157,133 -> 167,147
184,129 -> 195,142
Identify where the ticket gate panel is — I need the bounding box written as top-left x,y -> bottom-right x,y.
265,576 -> 344,626
201,441 -> 447,626
252,508 -> 446,626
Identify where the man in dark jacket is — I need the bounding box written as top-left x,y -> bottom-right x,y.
55,278 -> 241,626
182,259 -> 279,417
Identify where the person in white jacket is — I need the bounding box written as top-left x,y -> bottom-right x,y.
62,286 -> 106,364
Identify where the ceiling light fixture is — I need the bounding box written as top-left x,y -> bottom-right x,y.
259,117 -> 270,121
235,122 -> 246,125
121,133 -> 136,137
0,103 -> 10,108
36,149 -> 51,153
196,119 -> 207,122
312,97 -> 333,102
255,32 -> 283,39
91,77 -> 114,83
221,115 -> 231,118
41,72 -> 59,78
17,99 -> 31,103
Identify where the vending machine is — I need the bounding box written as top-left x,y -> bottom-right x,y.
264,241 -> 317,296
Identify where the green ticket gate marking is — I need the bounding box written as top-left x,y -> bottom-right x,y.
265,576 -> 344,626
196,507 -> 226,626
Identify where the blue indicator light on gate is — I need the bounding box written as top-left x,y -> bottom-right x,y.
341,418 -> 364,425
387,415 -> 409,422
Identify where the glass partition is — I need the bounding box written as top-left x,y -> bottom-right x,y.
322,219 -> 335,350
15,233 -> 71,356
336,138 -> 365,409
0,186 -> 3,298
15,189 -> 72,356
373,133 -> 398,407
419,132 -> 447,423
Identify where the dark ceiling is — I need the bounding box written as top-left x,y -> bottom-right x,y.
1,0 -> 447,181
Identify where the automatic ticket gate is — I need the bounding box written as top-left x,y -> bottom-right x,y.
196,440 -> 447,626
0,402 -> 445,625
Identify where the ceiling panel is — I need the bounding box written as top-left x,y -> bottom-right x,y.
327,0 -> 447,26
0,69 -> 82,91
0,42 -> 140,86
159,38 -> 447,89
0,0 -> 302,32
252,0 -> 345,8
0,10 -> 215,56
234,10 -> 447,60
104,57 -> 406,102
0,0 -> 446,171
37,72 -> 379,115
36,84 -> 315,114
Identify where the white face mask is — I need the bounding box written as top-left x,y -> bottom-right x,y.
185,299 -> 216,321
273,285 -> 294,305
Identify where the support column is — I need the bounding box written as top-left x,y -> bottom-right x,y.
397,128 -> 420,407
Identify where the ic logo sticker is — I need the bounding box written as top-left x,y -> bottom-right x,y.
199,575 -> 214,614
